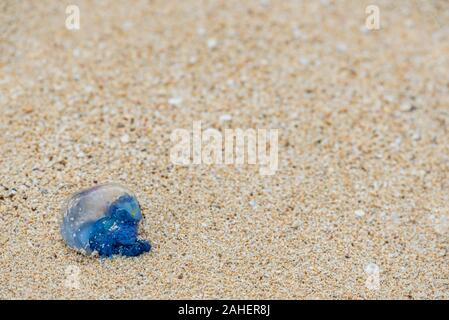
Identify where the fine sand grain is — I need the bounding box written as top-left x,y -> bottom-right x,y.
0,0 -> 448,299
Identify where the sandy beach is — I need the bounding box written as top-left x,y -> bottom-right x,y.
0,0 -> 448,299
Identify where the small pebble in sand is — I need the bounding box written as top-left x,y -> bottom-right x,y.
411,132 -> 421,141
197,27 -> 206,36
84,85 -> 94,94
364,262 -> 380,275
188,56 -> 198,65
120,134 -> 130,144
299,57 -> 310,66
60,183 -> 151,257
219,114 -> 232,122
292,27 -> 303,40
355,209 -> 365,218
76,151 -> 85,158
227,79 -> 236,87
122,21 -> 133,31
249,200 -> 257,209
336,42 -> 348,52
400,101 -> 416,112
207,38 -> 218,49
168,97 -> 183,107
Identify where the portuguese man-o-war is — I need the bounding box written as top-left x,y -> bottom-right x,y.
60,184 -> 151,257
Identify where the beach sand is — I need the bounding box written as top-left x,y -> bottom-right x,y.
0,0 -> 448,299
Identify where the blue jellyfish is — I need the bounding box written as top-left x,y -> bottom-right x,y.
60,183 -> 151,257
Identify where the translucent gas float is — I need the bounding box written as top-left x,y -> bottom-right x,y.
60,183 -> 151,257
